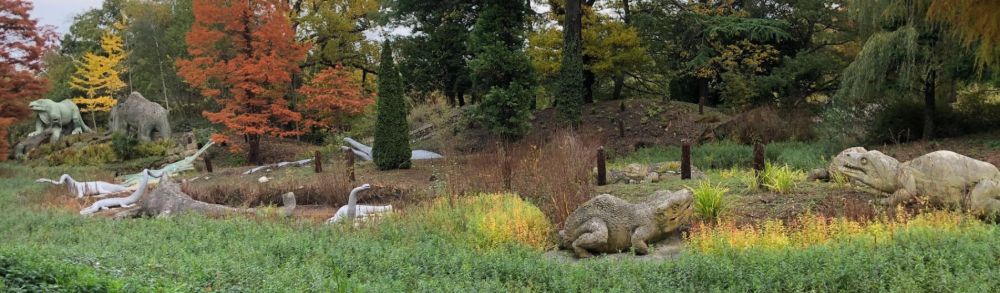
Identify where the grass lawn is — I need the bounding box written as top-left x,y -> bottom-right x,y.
3,164 -> 1000,292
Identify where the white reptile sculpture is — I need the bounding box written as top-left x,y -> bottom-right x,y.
326,184 -> 394,224
36,174 -> 130,198
81,169 -> 160,215
343,137 -> 443,161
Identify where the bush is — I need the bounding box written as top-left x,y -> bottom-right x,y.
372,41 -> 412,170
616,140 -> 831,171
410,193 -> 552,251
136,139 -> 175,157
45,143 -> 117,166
111,132 -> 138,160
688,180 -> 729,221
762,162 -> 804,194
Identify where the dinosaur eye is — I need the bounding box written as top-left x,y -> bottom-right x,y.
860,157 -> 868,165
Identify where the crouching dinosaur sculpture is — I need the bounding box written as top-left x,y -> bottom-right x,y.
832,147 -> 1000,216
26,99 -> 92,143
37,174 -> 130,198
559,189 -> 694,258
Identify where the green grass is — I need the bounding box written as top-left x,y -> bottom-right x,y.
613,140 -> 832,171
3,164 -> 1000,291
687,181 -> 729,221
762,162 -> 805,194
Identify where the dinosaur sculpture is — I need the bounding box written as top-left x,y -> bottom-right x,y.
109,92 -> 171,141
26,99 -> 92,143
326,184 -> 394,224
36,174 -> 130,198
81,169 -> 159,215
242,158 -> 313,175
120,141 -> 214,187
343,137 -> 443,161
807,147 -> 867,182
559,189 -> 694,258
832,147 -> 1000,216
112,176 -> 296,219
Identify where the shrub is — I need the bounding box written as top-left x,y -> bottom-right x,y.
111,131 -> 138,160
0,248 -> 123,291
688,180 -> 729,221
372,41 -> 412,170
736,168 -> 762,192
411,193 -> 552,251
762,162 -> 803,194
136,139 -> 175,157
45,143 -> 117,166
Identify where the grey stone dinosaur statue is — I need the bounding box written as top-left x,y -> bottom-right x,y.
559,189 -> 694,258
26,99 -> 92,143
112,176 -> 296,219
109,92 -> 171,141
326,184 -> 394,225
343,137 -> 443,161
36,174 -> 129,198
120,141 -> 214,187
832,147 -> 1000,216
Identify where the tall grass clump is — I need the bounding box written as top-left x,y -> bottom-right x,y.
688,180 -> 729,221
402,193 -> 552,251
762,162 -> 804,193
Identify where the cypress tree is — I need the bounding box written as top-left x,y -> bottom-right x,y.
372,41 -> 412,170
469,0 -> 535,141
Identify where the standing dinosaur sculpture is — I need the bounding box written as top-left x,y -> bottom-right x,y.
326,184 -> 394,224
26,99 -> 92,143
559,189 -> 694,258
831,147 -> 1000,216
81,169 -> 159,215
36,174 -> 130,198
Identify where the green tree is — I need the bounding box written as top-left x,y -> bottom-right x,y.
470,0 -> 536,141
555,0 -> 583,124
372,41 -> 412,170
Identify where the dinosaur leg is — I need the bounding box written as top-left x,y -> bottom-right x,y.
571,218 -> 608,258
630,225 -> 656,255
50,127 -> 62,143
880,189 -> 914,206
969,180 -> 1000,218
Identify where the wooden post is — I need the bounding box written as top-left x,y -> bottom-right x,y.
344,148 -> 355,182
596,146 -> 607,186
314,150 -> 323,173
753,142 -> 766,183
198,143 -> 213,173
681,141 -> 691,180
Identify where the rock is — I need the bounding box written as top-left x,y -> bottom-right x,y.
623,163 -> 649,180
807,168 -> 830,181
644,172 -> 661,183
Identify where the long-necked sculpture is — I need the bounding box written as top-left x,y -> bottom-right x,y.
242,158 -> 313,175
36,174 -> 130,198
326,184 -> 394,224
112,176 -> 296,219
559,190 -> 694,258
831,147 -> 1000,216
26,99 -> 92,143
81,169 -> 159,215
121,141 -> 214,187
342,137 -> 443,161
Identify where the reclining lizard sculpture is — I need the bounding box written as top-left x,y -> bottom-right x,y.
81,169 -> 159,215
831,147 -> 1000,216
112,176 -> 296,219
37,174 -> 130,198
559,189 -> 694,258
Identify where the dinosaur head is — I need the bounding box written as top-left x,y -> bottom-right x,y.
831,148 -> 901,192
28,99 -> 54,112
651,189 -> 695,233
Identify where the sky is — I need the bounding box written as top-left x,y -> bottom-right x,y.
31,0 -> 103,35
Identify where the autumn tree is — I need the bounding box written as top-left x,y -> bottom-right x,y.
372,41 -> 411,170
0,0 -> 53,160
298,64 -> 373,132
177,0 -> 309,165
70,20 -> 128,128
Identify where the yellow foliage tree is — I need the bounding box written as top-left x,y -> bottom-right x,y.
70,20 -> 128,128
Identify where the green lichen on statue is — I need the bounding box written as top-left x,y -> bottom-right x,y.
559,190 -> 694,258
26,99 -> 93,143
832,147 -> 1000,217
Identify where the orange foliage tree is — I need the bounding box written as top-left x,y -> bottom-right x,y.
177,0 -> 309,165
0,0 -> 54,160
297,64 -> 373,132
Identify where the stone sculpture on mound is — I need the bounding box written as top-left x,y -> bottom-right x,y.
830,147 -> 1000,217
559,190 -> 694,258
26,99 -> 92,143
109,92 -> 171,141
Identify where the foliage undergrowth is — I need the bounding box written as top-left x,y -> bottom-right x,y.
688,180 -> 729,221
616,140 -> 832,171
404,193 -> 552,251
0,248 -> 123,292
762,162 -> 805,194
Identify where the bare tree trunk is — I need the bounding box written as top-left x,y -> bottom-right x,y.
923,70 -> 937,141
698,78 -> 708,115
249,134 -> 261,166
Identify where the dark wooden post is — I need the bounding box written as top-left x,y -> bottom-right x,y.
596,146 -> 607,186
198,143 -> 213,173
681,141 -> 691,180
314,150 -> 323,173
344,148 -> 355,182
753,142 -> 766,182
